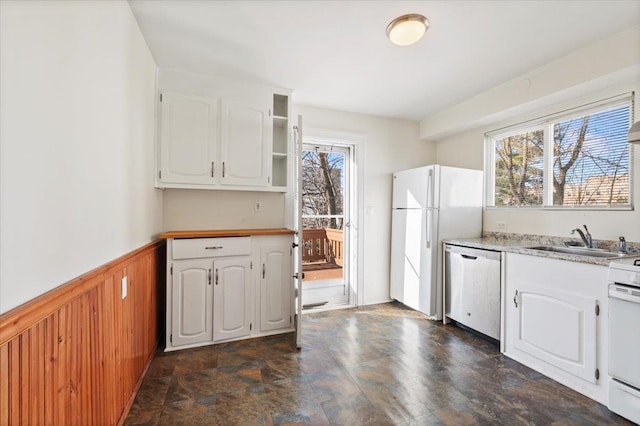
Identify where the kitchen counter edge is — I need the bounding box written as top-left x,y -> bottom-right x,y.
444,237 -> 640,267
159,228 -> 295,239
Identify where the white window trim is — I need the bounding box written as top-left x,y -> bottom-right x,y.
485,93 -> 634,211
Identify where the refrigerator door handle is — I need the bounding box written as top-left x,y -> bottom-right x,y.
426,209 -> 431,249
427,169 -> 433,208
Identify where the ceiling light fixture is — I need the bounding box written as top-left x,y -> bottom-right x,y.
386,14 -> 429,46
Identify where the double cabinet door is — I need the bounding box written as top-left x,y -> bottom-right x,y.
159,91 -> 271,188
171,256 -> 251,347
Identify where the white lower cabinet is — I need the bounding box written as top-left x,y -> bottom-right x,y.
213,257 -> 252,341
504,253 -> 609,403
171,258 -> 214,347
259,239 -> 293,332
512,282 -> 597,383
166,234 -> 294,351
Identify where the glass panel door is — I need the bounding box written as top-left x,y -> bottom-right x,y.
301,144 -> 350,309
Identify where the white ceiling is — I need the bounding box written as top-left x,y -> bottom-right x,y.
129,1 -> 640,121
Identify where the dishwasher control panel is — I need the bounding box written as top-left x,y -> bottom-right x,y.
608,258 -> 640,287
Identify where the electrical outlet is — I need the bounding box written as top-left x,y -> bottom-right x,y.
254,200 -> 262,212
122,276 -> 128,299
496,221 -> 507,230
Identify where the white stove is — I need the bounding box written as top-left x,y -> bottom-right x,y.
607,257 -> 640,424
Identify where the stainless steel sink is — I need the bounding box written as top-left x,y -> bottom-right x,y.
525,246 -> 631,258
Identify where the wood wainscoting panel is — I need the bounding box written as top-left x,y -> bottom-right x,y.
0,240 -> 164,425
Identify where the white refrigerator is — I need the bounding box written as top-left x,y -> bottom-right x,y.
390,165 -> 483,320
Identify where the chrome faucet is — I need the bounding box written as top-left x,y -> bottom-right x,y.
618,236 -> 627,254
571,225 -> 593,248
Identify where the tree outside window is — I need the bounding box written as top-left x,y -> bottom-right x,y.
301,150 -> 344,230
552,106 -> 630,206
488,98 -> 632,209
494,130 -> 544,206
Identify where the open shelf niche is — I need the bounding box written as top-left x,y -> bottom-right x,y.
271,94 -> 288,188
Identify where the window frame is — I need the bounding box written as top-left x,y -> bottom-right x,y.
485,93 -> 634,211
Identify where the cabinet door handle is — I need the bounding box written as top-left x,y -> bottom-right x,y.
461,254 -> 478,260
222,162 -> 226,177
215,269 -> 219,285
208,269 -> 212,286
513,290 -> 519,308
205,246 -> 223,250
262,263 -> 265,279
211,162 -> 215,178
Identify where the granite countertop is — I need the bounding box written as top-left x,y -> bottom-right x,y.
445,233 -> 640,267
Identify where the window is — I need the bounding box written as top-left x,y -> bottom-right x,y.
486,94 -> 633,209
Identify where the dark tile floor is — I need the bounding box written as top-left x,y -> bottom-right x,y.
125,302 -> 633,425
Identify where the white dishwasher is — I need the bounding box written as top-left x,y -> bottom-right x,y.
444,244 -> 501,340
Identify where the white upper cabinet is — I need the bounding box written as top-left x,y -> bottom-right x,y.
156,81 -> 290,192
159,92 -> 218,185
220,99 -> 272,186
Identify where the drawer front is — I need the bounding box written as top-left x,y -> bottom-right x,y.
173,237 -> 251,259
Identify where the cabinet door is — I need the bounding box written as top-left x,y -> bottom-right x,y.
512,282 -> 597,383
260,244 -> 292,332
159,92 -> 218,185
213,257 -> 252,341
220,99 -> 272,186
171,259 -> 214,347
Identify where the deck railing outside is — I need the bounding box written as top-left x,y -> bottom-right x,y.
302,228 -> 343,266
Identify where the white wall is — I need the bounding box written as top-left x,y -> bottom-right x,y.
421,25 -> 640,142
163,189 -> 285,230
295,105 -> 435,305
0,1 -> 162,313
430,26 -> 640,242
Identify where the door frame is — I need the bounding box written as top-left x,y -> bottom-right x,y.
301,143 -> 351,306
301,129 -> 365,307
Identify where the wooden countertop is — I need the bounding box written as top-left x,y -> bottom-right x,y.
159,228 -> 295,239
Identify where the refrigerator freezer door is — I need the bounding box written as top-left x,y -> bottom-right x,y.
438,166 -> 483,210
437,167 -> 483,242
390,208 -> 437,316
392,166 -> 436,209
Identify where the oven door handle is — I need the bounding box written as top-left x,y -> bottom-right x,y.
609,284 -> 640,304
